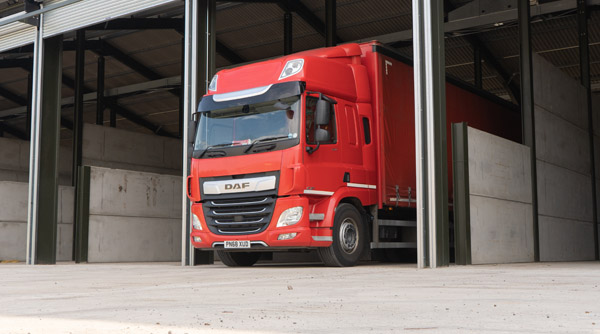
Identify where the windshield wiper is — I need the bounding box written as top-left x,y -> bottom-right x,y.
198,142 -> 233,158
244,135 -> 290,153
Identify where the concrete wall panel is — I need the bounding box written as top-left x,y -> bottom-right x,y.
465,126 -> 534,264
0,222 -> 26,261
539,216 -> 595,261
470,195 -> 534,264
0,181 -> 28,221
533,54 -> 587,129
536,161 -> 593,223
87,215 -> 181,262
0,182 -> 74,261
535,106 -> 590,175
467,127 -> 531,203
89,167 -> 182,219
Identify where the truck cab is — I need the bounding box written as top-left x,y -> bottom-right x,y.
187,43 -> 377,267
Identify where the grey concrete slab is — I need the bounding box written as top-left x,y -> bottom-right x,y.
88,167 -> 182,219
0,181 -> 28,221
0,262 -> 599,334
533,54 -> 587,130
0,222 -> 26,260
57,223 -> 73,261
469,195 -> 534,264
536,160 -> 593,223
539,215 -> 596,261
535,106 -> 591,176
87,215 -> 181,263
467,127 -> 532,203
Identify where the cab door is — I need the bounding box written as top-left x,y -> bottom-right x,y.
303,95 -> 344,195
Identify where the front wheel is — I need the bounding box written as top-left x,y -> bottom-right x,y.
318,203 -> 366,267
217,251 -> 261,267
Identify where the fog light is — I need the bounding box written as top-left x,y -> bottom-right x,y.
278,233 -> 297,240
193,236 -> 202,243
192,213 -> 202,230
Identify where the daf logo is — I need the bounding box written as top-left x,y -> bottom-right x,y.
225,182 -> 250,190
204,176 -> 276,195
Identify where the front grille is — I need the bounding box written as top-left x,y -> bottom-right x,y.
203,196 -> 276,235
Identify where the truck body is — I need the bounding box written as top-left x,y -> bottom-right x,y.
187,42 -> 520,266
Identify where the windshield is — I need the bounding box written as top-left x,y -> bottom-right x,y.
194,95 -> 301,153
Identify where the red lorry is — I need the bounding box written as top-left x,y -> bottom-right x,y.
187,41 -> 520,267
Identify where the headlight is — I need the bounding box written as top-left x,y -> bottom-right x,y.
276,206 -> 303,227
192,213 -> 203,230
279,59 -> 304,80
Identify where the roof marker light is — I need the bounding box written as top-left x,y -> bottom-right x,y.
279,59 -> 304,80
208,75 -> 218,91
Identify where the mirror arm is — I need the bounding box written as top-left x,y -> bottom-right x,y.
306,142 -> 320,155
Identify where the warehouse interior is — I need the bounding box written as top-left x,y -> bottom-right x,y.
0,0 -> 599,266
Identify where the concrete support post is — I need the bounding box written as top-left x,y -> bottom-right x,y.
518,0 -> 539,262
474,45 -> 482,89
96,55 -> 105,126
413,0 -> 450,268
72,29 -> 85,186
284,11 -> 293,55
26,26 -> 63,265
578,0 -> 599,260
325,0 -> 336,47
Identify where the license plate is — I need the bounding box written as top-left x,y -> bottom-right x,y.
224,240 -> 251,249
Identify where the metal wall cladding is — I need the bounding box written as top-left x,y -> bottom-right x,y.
42,0 -> 177,38
0,21 -> 36,53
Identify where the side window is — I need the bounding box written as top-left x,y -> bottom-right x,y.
362,117 -> 371,144
306,96 -> 337,145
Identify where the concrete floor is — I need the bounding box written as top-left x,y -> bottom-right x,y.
0,261 -> 599,334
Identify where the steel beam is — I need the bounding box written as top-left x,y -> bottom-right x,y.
72,29 -> 85,186
519,0 -> 539,262
278,0 -> 341,44
85,18 -> 184,31
578,0 -> 599,260
96,55 -> 105,125
99,41 -> 162,81
283,11 -> 292,55
0,122 -> 27,140
360,0 -> 600,44
325,0 -> 336,47
413,0 -> 450,268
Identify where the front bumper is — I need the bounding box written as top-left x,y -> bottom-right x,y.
190,195 -> 332,249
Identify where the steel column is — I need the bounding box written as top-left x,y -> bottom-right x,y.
109,108 -> 116,127
284,11 -> 293,55
26,73 -> 32,139
325,0 -> 336,47
26,31 -> 63,265
72,29 -> 85,186
578,0 -> 599,260
96,55 -> 105,125
519,0 -> 539,262
26,10 -> 45,265
413,0 -> 450,268
474,45 -> 482,89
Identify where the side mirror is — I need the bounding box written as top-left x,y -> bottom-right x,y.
315,128 -> 330,142
315,99 -> 331,126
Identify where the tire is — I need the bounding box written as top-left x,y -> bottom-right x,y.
217,251 -> 261,267
318,203 -> 366,267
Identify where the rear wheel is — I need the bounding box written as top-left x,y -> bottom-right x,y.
217,251 -> 261,267
318,203 -> 366,267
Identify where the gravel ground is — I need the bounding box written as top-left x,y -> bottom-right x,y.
0,261 -> 599,334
